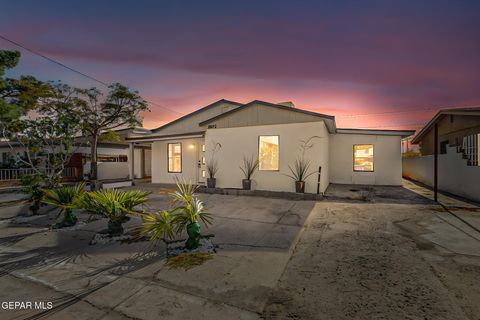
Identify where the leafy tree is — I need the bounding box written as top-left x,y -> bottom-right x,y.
1,53 -> 83,213
74,85 -> 148,185
0,50 -> 51,122
3,83 -> 83,189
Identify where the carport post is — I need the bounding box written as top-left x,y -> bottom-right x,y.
434,123 -> 438,202
129,142 -> 135,185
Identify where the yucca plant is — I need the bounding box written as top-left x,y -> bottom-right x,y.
239,155 -> 259,190
285,158 -> 316,193
42,182 -> 86,228
171,179 -> 212,249
80,189 -> 151,236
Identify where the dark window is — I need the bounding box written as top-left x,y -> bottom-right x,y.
440,140 -> 449,154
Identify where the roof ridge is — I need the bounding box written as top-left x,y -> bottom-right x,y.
199,100 -> 335,127
151,99 -> 243,132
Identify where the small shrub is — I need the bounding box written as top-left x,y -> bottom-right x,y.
42,182 -> 85,228
80,189 -> 151,236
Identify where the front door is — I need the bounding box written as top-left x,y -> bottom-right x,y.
197,142 -> 207,185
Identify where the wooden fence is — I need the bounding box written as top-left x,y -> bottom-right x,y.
0,167 -> 76,181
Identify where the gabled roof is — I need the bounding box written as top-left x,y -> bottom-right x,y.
151,99 -> 243,132
411,107 -> 480,144
199,100 -> 336,132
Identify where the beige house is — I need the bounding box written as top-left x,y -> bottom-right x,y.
127,100 -> 414,193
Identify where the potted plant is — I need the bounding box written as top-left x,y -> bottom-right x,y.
171,180 -> 212,249
239,155 -> 259,190
42,182 -> 86,228
135,180 -> 212,250
286,158 -> 316,193
206,159 -> 218,188
80,189 -> 151,236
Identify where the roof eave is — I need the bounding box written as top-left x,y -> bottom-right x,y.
337,128 -> 416,138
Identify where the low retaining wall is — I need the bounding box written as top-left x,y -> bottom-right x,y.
198,187 -> 323,201
402,146 -> 480,202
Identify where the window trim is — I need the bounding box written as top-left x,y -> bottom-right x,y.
258,135 -> 280,171
167,142 -> 182,173
353,144 -> 374,172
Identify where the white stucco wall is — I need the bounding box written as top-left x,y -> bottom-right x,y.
97,162 -> 129,180
204,121 -> 330,193
75,146 -> 128,155
144,149 -> 152,177
403,146 -> 480,202
329,133 -> 403,185
151,138 -> 204,184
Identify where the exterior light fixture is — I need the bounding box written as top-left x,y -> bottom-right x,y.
188,144 -> 195,149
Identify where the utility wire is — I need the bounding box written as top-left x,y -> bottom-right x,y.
0,34 -> 184,115
1,34 -> 463,123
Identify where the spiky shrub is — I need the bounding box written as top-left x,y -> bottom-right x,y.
80,189 -> 151,236
42,182 -> 85,228
206,159 -> 218,179
239,155 -> 259,180
134,210 -> 176,241
285,158 -> 316,182
136,179 -> 212,249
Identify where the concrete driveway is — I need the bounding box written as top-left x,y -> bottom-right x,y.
0,188 -> 316,320
1,181 -> 480,320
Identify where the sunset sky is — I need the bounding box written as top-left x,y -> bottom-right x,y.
1,0 -> 479,130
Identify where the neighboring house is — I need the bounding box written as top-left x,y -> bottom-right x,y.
127,99 -> 414,193
0,128 -> 152,182
77,127 -> 152,181
403,107 -> 480,201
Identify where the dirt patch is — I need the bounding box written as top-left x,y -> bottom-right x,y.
263,202 -> 473,319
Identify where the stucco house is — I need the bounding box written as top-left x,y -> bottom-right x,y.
403,107 -> 480,202
127,100 -> 414,193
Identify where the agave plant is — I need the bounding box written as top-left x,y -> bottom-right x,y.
80,189 -> 151,236
42,182 -> 86,228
